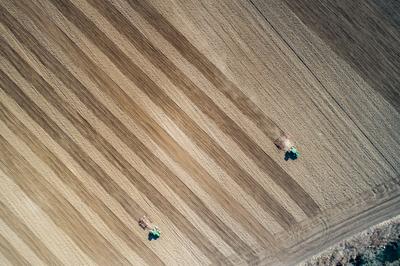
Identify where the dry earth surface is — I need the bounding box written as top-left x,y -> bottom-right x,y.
0,0 -> 399,265
302,215 -> 400,265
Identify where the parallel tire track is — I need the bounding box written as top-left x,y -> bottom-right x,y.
0,134 -> 129,265
93,0 -> 320,217
84,0 -> 297,229
0,102 -> 164,266
0,3 -> 270,260
50,0 -> 319,218
1,0 -> 397,265
0,38 -> 227,263
0,201 -> 62,265
127,0 -> 283,139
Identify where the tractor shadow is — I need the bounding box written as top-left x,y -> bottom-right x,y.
148,232 -> 160,241
284,151 -> 298,161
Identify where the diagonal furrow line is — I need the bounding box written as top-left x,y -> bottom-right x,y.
63,0 -> 320,217
1,1 -> 269,257
127,0 -> 283,139
26,0 -> 297,229
0,101 -> 164,266
0,133 -> 129,265
40,0 -> 280,249
0,39 -> 227,263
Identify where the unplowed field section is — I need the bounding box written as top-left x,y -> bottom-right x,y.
0,0 -> 399,265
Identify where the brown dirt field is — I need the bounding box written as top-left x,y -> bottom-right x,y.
0,0 -> 399,265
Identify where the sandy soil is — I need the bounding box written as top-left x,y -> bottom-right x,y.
0,0 -> 399,265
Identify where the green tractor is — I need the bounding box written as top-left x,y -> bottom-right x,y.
149,227 -> 161,239
139,216 -> 161,240
274,133 -> 300,161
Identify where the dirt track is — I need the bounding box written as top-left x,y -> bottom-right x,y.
0,0 -> 399,265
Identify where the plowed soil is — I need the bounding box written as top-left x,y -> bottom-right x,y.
0,0 -> 399,265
